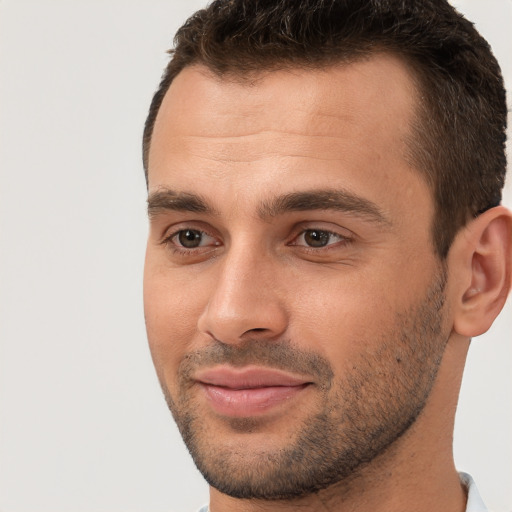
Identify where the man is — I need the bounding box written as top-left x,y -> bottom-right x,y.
142,1 -> 511,511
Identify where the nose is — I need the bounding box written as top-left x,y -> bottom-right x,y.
197,245 -> 288,344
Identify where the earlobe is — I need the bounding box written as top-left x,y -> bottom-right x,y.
452,206 -> 512,338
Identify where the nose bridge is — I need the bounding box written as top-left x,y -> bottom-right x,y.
197,237 -> 287,343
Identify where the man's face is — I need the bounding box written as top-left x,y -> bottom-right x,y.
144,56 -> 451,499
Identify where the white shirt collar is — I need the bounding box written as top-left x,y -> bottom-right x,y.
460,472 -> 488,512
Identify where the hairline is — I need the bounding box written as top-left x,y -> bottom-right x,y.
144,49 -> 432,175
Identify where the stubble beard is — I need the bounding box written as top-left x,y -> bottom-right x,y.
159,268 -> 449,500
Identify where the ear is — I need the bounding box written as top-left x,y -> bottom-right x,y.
450,206 -> 512,337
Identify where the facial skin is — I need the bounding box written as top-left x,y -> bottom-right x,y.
144,56 -> 471,511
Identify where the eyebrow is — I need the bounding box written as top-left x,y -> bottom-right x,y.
258,189 -> 390,225
147,187 -> 389,226
147,189 -> 218,218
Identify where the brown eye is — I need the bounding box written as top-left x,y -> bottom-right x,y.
177,229 -> 203,248
303,230 -> 331,247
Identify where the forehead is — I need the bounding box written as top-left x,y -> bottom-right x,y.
155,54 -> 416,129
149,54 -> 418,170
147,54 -> 428,223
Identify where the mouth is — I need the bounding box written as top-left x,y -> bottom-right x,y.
194,366 -> 313,417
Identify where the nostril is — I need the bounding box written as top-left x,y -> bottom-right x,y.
242,327 -> 271,337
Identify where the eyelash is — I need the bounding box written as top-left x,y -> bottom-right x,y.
161,226 -> 353,257
290,229 -> 352,251
161,228 -> 219,256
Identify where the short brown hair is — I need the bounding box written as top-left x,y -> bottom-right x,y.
143,0 -> 507,258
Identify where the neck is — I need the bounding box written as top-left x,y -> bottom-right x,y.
208,335 -> 470,512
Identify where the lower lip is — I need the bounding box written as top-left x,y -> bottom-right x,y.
200,383 -> 309,417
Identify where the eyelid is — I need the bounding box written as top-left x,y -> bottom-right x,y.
160,220 -> 209,238
158,221 -> 354,253
283,222 -> 358,260
159,221 -> 221,247
289,221 -> 354,240
290,229 -> 350,248
171,229 -> 219,248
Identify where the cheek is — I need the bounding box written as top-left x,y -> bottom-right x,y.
286,268 -> 410,366
143,262 -> 208,383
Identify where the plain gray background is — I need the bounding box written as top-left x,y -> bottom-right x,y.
0,1 -> 510,511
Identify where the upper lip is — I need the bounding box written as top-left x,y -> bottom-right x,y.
194,366 -> 312,389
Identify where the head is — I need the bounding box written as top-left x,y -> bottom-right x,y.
142,0 -> 511,506
143,0 -> 507,258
